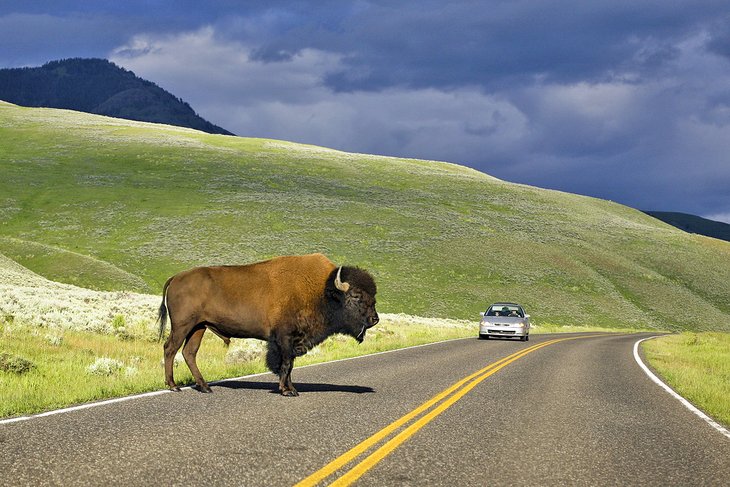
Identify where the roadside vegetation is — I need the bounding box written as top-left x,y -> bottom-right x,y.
642,333 -> 730,428
0,313 -> 473,419
0,252 -> 642,420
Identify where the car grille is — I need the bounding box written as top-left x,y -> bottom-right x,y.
489,329 -> 516,335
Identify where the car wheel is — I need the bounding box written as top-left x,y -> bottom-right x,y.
520,335 -> 527,342
525,334 -> 529,342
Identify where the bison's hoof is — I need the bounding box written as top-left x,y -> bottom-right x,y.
169,385 -> 182,392
196,385 -> 213,393
282,389 -> 299,397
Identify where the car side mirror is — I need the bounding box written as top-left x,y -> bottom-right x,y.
524,314 -> 530,319
479,311 -> 485,317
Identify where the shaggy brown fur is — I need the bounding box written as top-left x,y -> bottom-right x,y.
158,253 -> 378,395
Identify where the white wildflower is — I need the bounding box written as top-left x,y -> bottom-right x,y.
44,334 -> 63,346
0,252 -> 158,334
87,357 -> 124,376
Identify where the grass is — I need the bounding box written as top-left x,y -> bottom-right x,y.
0,314 -> 474,419
0,102 -> 728,330
642,333 -> 730,428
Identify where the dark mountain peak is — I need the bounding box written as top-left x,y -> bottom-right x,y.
43,57 -> 121,73
0,58 -> 234,136
41,59 -> 140,86
644,211 -> 730,242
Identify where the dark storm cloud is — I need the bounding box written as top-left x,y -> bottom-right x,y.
227,1 -> 728,91
2,1 -> 730,221
0,0 -> 258,66
706,15 -> 730,59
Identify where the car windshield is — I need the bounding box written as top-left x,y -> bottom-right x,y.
486,305 -> 523,317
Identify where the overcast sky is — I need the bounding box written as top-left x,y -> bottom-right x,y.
2,1 -> 730,222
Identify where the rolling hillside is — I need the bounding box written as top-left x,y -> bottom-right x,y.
0,250 -> 158,335
1,100 -> 728,331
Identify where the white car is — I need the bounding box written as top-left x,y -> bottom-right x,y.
479,303 -> 530,341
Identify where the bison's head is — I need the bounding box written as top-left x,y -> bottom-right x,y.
326,266 -> 379,342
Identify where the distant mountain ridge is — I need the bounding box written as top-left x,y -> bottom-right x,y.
0,58 -> 233,135
643,211 -> 730,243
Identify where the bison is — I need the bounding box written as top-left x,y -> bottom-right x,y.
158,253 -> 379,396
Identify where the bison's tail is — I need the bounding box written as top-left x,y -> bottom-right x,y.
157,277 -> 174,341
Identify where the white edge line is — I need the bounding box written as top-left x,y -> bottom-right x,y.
0,335 -> 472,426
0,416 -> 31,424
633,336 -> 730,440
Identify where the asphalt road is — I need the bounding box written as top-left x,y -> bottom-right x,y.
2,333 -> 729,486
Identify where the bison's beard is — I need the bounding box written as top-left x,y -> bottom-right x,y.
355,324 -> 366,343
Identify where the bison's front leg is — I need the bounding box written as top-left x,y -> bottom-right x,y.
267,336 -> 299,396
279,354 -> 298,397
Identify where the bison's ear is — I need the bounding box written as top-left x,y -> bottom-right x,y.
326,286 -> 343,304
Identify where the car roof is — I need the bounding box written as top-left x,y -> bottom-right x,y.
490,302 -> 522,307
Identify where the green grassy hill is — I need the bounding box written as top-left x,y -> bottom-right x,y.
1,100 -> 728,331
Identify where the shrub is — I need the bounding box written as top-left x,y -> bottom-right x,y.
225,340 -> 264,364
0,352 -> 36,374
111,315 -> 134,340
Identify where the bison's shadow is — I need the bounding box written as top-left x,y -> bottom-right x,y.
216,380 -> 375,394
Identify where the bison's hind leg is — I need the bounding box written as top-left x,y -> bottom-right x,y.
163,330 -> 186,392
183,324 -> 212,393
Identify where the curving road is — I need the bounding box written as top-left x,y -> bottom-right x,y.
1,333 -> 729,486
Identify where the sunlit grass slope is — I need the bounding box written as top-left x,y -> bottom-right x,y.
643,333 -> 730,427
1,101 -> 729,330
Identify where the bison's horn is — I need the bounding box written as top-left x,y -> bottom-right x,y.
335,266 -> 350,292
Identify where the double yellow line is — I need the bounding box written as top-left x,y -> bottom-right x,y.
295,336 -> 584,486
